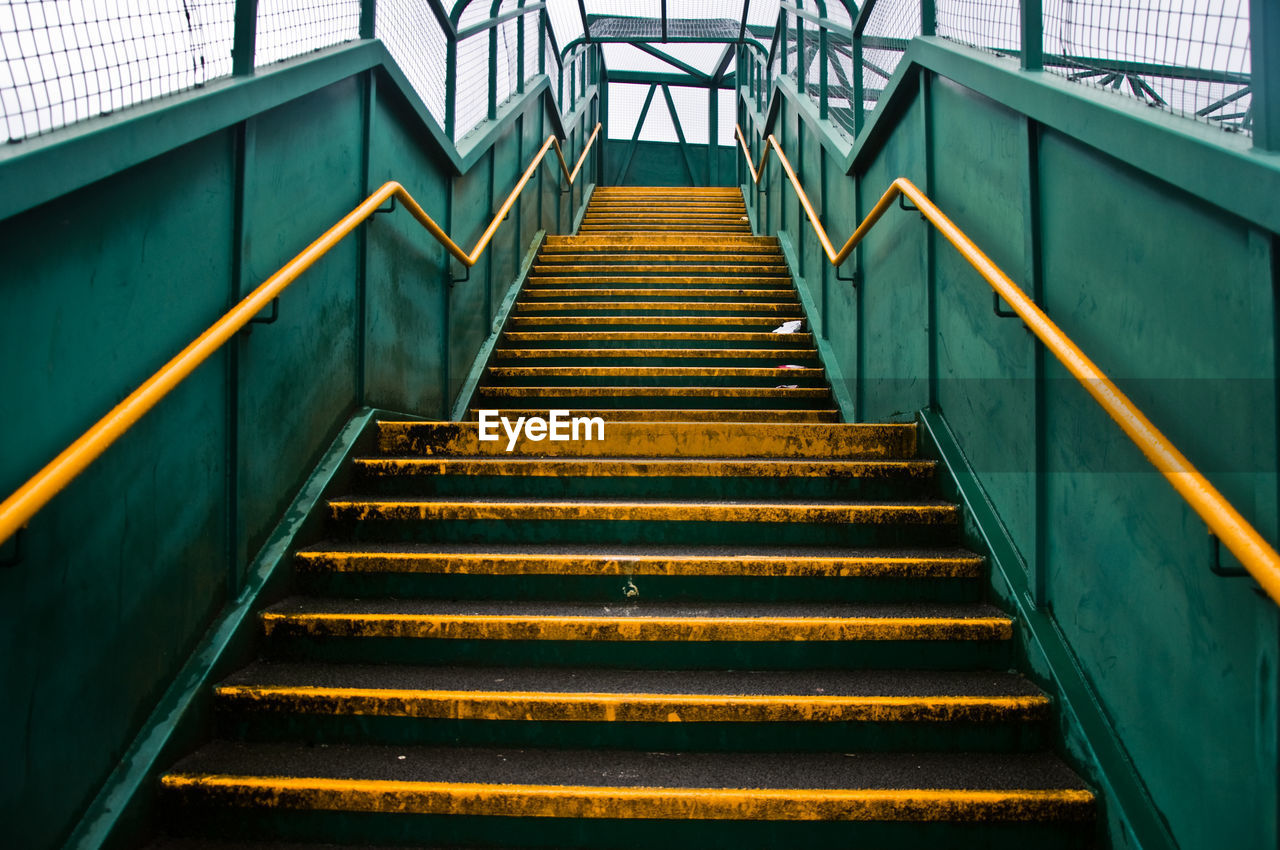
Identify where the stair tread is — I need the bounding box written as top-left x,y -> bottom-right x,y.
220,662 -> 1040,698
166,742 -> 1088,792
264,597 -> 1004,620
296,541 -> 981,559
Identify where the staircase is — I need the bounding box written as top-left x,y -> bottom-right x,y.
154,187 -> 1096,848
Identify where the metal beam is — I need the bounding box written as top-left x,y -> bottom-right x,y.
232,0 -> 259,76
632,43 -> 712,83
1252,0 -> 1279,149
606,70 -> 736,89
661,83 -> 699,185
710,44 -> 736,85
578,0 -> 591,41
615,83 -> 658,183
1020,0 -> 1043,71
456,3 -> 545,41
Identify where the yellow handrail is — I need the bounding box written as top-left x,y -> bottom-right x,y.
736,124 -> 1280,605
0,124 -> 602,546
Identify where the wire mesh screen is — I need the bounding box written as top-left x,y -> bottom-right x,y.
860,0 -> 920,118
827,34 -> 859,139
254,0 -> 360,66
545,26 -> 563,111
376,0 -> 448,124
936,0 -> 1020,56
523,10 -> 539,87
492,18 -> 516,111
1041,0 -> 1252,134
1,0 -> 236,143
454,30 -> 490,139
667,85 -> 709,144
717,86 -> 735,145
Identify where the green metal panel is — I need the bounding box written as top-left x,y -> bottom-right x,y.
604,140 -> 736,187
0,132 -> 237,850
745,31 -> 1280,849
928,77 -> 1037,571
1038,127 -> 1277,850
235,80 -> 364,563
0,39 -> 592,848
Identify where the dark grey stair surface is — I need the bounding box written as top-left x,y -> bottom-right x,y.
221,662 -> 1044,697
170,742 -> 1090,791
262,597 -> 1009,620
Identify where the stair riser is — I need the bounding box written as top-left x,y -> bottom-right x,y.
353,471 -> 935,502
466,408 -> 842,422
501,332 -> 814,345
376,422 -> 914,457
328,518 -> 959,548
159,808 -> 1094,850
470,392 -> 832,410
487,355 -> 822,368
260,637 -> 1014,672
481,374 -> 827,389
217,714 -> 1047,754
294,573 -> 982,605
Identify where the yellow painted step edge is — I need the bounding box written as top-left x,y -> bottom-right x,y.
214,685 -> 1050,723
259,612 -> 1009,641
326,500 -> 957,524
294,550 -> 981,578
354,458 -> 930,479
160,774 -> 1093,821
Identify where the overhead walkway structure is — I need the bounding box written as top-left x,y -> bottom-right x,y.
1,2 -> 1278,849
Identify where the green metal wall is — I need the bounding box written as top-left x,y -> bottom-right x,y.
743,39 -> 1280,850
0,46 -> 594,849
603,139 -> 737,187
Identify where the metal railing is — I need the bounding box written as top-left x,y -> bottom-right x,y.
1,0 -> 599,144
738,0 -> 1258,142
0,123 -> 601,547
735,123 -> 1280,605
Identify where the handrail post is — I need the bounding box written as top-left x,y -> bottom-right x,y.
1252,0 -> 1279,150
819,24 -> 829,120
1020,0 -> 1043,71
852,34 -> 865,136
232,0 -> 259,76
359,0 -> 376,40
446,33 -> 458,139
920,0 -> 936,37
516,1 -> 526,95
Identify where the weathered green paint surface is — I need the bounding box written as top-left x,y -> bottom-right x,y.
0,51 -> 592,848
745,37 -> 1280,850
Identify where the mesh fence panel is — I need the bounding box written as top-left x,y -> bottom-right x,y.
936,0 -> 1020,55
455,30 -> 490,139
254,0 -> 360,66
861,0 -> 920,118
492,18 -> 514,110
376,0 -> 448,124
457,0 -> 494,31
1,0 -> 236,143
1041,0 -> 1251,133
545,25 -> 563,112
667,84 -> 708,144
523,9 -> 539,86
827,33 -> 858,139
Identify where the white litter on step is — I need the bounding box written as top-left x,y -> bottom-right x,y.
772,320 -> 803,334
775,384 -> 799,389
776,364 -> 803,370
